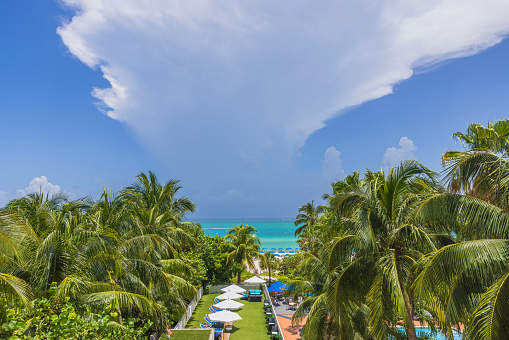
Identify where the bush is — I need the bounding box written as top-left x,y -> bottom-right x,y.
1,285 -> 152,339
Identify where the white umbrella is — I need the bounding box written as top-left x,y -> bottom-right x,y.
216,292 -> 243,300
209,310 -> 242,323
244,276 -> 266,284
220,284 -> 246,293
214,299 -> 245,310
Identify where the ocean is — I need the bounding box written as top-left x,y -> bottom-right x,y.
193,218 -> 299,249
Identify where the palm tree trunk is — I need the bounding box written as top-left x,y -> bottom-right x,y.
397,270 -> 417,340
237,272 -> 241,285
268,268 -> 271,285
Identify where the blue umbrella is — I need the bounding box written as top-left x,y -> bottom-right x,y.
285,254 -> 290,257
259,251 -> 264,254
270,281 -> 286,288
275,253 -> 281,257
279,250 -> 284,253
267,285 -> 284,293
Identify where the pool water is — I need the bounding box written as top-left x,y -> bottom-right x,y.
401,327 -> 462,339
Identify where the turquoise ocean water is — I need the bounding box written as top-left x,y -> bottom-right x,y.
194,218 -> 298,249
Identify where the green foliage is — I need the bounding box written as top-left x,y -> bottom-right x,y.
224,224 -> 261,284
192,236 -> 239,284
292,120 -> 509,340
1,285 -> 152,339
0,171 -> 199,335
182,252 -> 207,286
278,254 -> 301,276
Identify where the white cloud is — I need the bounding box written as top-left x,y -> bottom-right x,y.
382,137 -> 417,168
16,176 -> 61,197
0,177 -> 62,208
56,0 -> 509,215
322,146 -> 345,181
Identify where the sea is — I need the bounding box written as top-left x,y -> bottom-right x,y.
192,218 -> 298,250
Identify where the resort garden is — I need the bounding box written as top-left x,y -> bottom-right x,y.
0,119 -> 509,339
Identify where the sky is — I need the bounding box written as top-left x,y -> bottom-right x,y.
1,0 -> 509,218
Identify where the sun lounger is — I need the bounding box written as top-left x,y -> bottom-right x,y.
200,324 -> 207,329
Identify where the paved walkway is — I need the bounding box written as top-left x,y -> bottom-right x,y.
273,303 -> 297,315
276,315 -> 306,340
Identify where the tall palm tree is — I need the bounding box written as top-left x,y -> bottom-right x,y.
443,120 -> 509,208
0,172 -> 198,334
413,120 -> 509,339
322,161 -> 441,340
225,223 -> 261,284
119,171 -> 196,258
260,251 -> 278,285
294,201 -> 326,238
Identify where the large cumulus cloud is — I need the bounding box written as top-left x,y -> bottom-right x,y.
56,0 -> 509,216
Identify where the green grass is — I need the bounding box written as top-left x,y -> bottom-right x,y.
186,293 -> 271,340
169,330 -> 211,340
225,298 -> 271,340
186,293 -> 219,329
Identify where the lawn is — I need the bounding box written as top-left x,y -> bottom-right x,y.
170,330 -> 211,340
186,293 -> 271,340
186,293 -> 219,328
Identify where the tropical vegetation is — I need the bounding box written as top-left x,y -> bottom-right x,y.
2,119 -> 509,340
225,223 -> 262,284
291,119 -> 509,340
0,172 -> 203,339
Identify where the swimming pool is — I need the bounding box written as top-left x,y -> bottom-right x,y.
400,327 -> 462,339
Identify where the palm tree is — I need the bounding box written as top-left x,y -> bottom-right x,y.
260,251 -> 278,285
412,120 -> 509,339
0,172 -> 199,335
442,120 -> 509,208
294,201 -> 326,238
225,223 -> 261,284
119,171 -> 197,260
321,161 -> 442,340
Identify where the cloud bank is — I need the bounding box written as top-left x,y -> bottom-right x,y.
56,0 -> 509,216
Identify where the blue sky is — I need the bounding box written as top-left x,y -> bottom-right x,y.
1,1 -> 509,218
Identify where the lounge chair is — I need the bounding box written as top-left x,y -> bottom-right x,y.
214,298 -> 221,303
271,326 -> 279,336
200,324 -> 208,329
